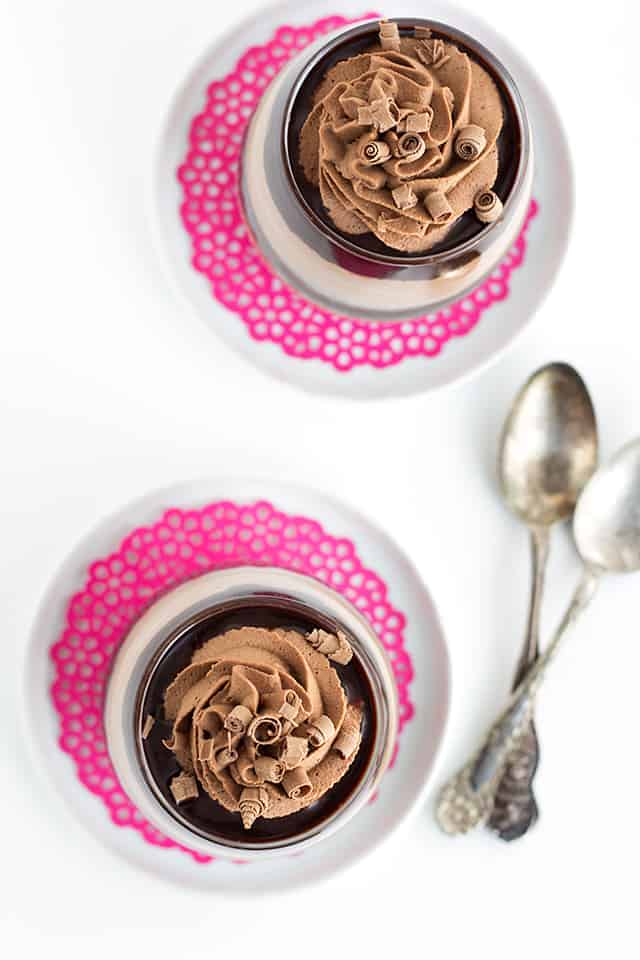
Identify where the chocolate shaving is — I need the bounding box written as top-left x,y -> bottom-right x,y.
416,38 -> 450,69
361,140 -> 391,165
378,19 -> 401,52
331,632 -> 353,666
278,734 -> 309,769
306,628 -> 353,664
333,728 -> 360,760
229,738 -> 261,783
141,714 -> 155,739
278,690 -> 301,722
397,132 -> 426,160
455,124 -> 487,161
282,767 -> 313,800
398,109 -> 433,134
306,714 -> 336,748
254,755 -> 286,783
414,26 -> 432,38
169,773 -> 198,805
424,190 -> 454,223
474,188 -> 503,223
392,183 -> 418,211
239,786 -> 270,829
224,704 -> 253,735
247,712 -> 283,745
358,97 -> 400,134
213,744 -> 238,771
162,729 -> 188,754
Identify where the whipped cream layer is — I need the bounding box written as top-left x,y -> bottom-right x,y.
162,626 -> 363,829
298,21 -> 504,253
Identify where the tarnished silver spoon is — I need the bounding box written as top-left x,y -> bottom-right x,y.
436,437 -> 640,836
489,363 -> 598,840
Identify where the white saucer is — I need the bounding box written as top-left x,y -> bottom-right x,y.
24,479 -> 450,891
152,0 -> 572,398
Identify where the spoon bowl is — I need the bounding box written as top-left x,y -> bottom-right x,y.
500,363 -> 598,528
574,438 -> 640,573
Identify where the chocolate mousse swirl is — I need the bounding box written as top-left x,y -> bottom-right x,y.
298,21 -> 504,253
162,627 -> 363,829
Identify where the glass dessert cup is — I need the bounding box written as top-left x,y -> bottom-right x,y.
104,566 -> 398,860
241,18 -> 533,323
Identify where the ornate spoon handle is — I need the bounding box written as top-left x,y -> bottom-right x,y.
488,525 -> 549,840
436,570 -> 599,836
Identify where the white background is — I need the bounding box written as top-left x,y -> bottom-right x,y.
1,0 -> 638,955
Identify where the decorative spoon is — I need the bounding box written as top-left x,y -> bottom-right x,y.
489,363 -> 598,840
436,437 -> 640,836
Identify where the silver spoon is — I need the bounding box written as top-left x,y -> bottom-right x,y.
436,437 -> 640,836
489,363 -> 598,840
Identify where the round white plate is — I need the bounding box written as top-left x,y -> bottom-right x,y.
24,479 -> 450,892
153,0 -> 572,399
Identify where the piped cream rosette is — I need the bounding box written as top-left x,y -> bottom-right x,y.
161,627 -> 363,829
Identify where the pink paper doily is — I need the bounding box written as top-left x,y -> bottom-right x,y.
177,13 -> 538,373
50,500 -> 414,864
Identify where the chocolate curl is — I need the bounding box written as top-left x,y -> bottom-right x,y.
307,628 -> 353,664
213,743 -> 239,771
247,712 -> 283,746
169,773 -> 198,805
162,729 -> 188,754
392,183 -> 418,211
416,38 -> 450,69
282,767 -> 313,800
261,689 -> 301,723
254,755 -> 286,784
331,632 -> 353,666
455,124 -> 487,161
239,786 -> 270,830
398,109 -> 433,134
278,735 -> 309,769
333,729 -> 360,760
378,19 -> 400,52
360,140 -> 391,165
307,628 -> 336,654
474,188 -> 503,223
358,97 -> 399,134
306,715 -> 336,748
233,744 -> 264,786
141,714 -> 155,739
424,190 -> 454,224
397,132 -> 426,160
278,690 -> 301,722
224,704 -> 253,735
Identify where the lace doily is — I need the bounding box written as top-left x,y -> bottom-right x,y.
50,500 -> 414,863
177,13 -> 538,373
